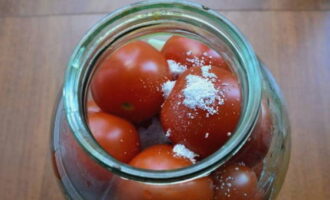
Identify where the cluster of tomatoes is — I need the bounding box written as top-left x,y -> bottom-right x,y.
77,35 -> 272,199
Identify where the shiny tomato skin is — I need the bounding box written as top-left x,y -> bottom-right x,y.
161,66 -> 241,158
230,99 -> 272,167
91,40 -> 171,123
213,164 -> 258,200
116,144 -> 214,200
161,35 -> 230,71
88,112 -> 140,163
129,144 -> 191,170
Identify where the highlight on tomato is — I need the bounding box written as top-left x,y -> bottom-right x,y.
213,163 -> 258,200
91,40 -> 171,123
88,112 -> 141,163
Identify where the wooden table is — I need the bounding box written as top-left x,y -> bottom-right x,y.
0,0 -> 329,199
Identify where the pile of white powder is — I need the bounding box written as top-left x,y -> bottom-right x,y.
162,56 -> 225,118
173,144 -> 199,163
162,80 -> 176,98
167,60 -> 187,76
182,66 -> 224,116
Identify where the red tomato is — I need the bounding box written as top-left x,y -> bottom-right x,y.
116,144 -> 214,200
88,112 -> 140,163
91,40 -> 171,123
213,164 -> 258,200
230,99 -> 272,167
129,144 -> 191,170
87,100 -> 101,114
161,35 -> 230,71
74,140 -> 113,182
63,129 -> 113,182
161,66 -> 241,158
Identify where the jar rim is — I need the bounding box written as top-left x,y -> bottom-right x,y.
63,0 -> 262,183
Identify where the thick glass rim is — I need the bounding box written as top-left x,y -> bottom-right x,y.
63,0 -> 262,183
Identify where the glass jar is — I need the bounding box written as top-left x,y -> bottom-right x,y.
51,1 -> 291,199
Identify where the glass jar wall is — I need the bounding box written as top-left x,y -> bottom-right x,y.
51,1 -> 290,199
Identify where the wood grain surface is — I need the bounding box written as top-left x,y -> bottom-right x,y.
0,0 -> 330,17
0,1 -> 329,199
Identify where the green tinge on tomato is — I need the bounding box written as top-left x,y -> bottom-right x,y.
91,40 -> 171,124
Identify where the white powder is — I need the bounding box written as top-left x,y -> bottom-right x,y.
167,60 -> 187,76
186,56 -> 206,66
187,112 -> 195,119
165,129 -> 171,137
205,132 -> 209,138
201,65 -> 217,79
186,50 -> 192,56
173,144 -> 199,163
162,80 -> 176,98
183,75 -> 224,115
227,132 -> 232,136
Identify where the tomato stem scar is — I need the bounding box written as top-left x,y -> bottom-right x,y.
121,102 -> 134,111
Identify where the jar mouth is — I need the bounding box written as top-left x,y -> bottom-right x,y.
63,0 -> 261,183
